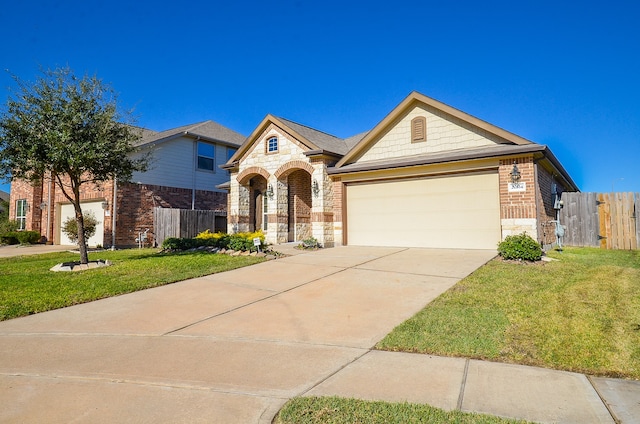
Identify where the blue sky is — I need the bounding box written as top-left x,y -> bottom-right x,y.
1,0 -> 638,195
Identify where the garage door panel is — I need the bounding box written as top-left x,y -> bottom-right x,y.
346,172 -> 500,249
59,202 -> 105,247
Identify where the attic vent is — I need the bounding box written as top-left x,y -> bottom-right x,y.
411,116 -> 427,143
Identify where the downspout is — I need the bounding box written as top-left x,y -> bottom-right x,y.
111,176 -> 117,250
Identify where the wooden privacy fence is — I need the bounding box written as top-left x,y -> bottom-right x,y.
559,192 -> 640,249
154,208 -> 227,247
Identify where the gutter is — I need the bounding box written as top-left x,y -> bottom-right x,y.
327,144 -> 578,191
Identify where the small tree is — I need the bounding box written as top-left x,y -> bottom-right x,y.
0,67 -> 149,263
61,210 -> 99,245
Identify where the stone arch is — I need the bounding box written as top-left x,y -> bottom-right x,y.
237,166 -> 270,185
274,160 -> 314,180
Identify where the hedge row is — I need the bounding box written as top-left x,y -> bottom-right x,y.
0,231 -> 41,245
162,230 -> 266,252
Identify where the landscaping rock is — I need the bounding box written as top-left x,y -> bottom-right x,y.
50,259 -> 112,272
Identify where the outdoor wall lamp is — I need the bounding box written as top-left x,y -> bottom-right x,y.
39,201 -> 47,210
312,179 -> 320,198
101,200 -> 109,210
265,184 -> 274,200
509,162 -> 521,183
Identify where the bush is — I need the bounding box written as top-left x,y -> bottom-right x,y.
163,230 -> 265,252
194,230 -> 229,248
0,219 -> 19,234
161,237 -> 203,250
61,211 -> 99,245
0,233 -> 18,245
0,231 -> 40,245
498,233 -> 542,261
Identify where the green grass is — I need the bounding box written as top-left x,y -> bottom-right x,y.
377,247 -> 640,379
0,248 -> 265,320
274,397 -> 533,424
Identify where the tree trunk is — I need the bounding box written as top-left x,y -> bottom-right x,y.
71,180 -> 89,264
74,203 -> 89,264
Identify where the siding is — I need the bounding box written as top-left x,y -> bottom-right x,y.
355,105 -> 506,163
131,136 -> 231,192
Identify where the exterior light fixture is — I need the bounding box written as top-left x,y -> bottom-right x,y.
39,201 -> 47,210
101,200 -> 109,210
509,162 -> 521,183
265,184 -> 274,200
312,179 -> 320,198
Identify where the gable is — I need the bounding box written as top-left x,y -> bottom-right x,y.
336,92 -> 534,168
349,103 -> 515,164
238,123 -> 312,174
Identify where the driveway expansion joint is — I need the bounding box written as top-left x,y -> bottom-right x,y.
587,375 -> 622,424
457,358 -> 470,410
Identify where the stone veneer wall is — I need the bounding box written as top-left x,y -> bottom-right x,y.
331,178 -> 343,246
227,123 -> 336,247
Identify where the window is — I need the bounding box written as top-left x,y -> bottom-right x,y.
411,116 -> 427,143
227,147 -> 237,162
16,199 -> 27,230
197,142 -> 215,171
267,136 -> 278,153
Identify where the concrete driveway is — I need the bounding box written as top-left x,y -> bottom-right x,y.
0,246 -> 495,423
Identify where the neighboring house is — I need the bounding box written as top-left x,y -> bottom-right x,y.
0,190 -> 9,215
8,120 -> 244,247
222,91 -> 578,249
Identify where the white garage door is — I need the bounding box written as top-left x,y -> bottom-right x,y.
59,202 -> 105,247
346,172 -> 501,249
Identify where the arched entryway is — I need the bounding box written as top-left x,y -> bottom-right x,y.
248,175 -> 268,232
286,169 -> 312,242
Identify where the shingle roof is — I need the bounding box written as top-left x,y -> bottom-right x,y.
136,120 -> 245,147
277,117 -> 354,155
0,190 -> 9,203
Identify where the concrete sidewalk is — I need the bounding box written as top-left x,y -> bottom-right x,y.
0,246 -> 638,423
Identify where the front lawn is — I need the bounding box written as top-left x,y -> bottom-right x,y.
274,397 -> 532,424
377,248 -> 640,379
0,248 -> 265,320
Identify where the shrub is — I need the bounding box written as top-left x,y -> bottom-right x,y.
162,230 -> 265,252
61,211 -> 99,245
195,229 -> 229,248
0,230 -> 40,245
299,236 -> 320,249
15,231 -> 41,244
0,233 -> 18,245
162,237 -> 203,250
0,219 -> 19,234
498,233 -> 542,261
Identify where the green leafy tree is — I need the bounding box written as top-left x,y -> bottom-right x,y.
61,210 -> 99,245
0,67 -> 149,263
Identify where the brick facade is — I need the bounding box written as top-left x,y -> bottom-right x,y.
9,176 -> 227,248
535,164 -> 567,248
498,156 -> 539,239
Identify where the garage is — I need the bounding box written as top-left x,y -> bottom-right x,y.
345,171 -> 501,249
58,202 -> 105,247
